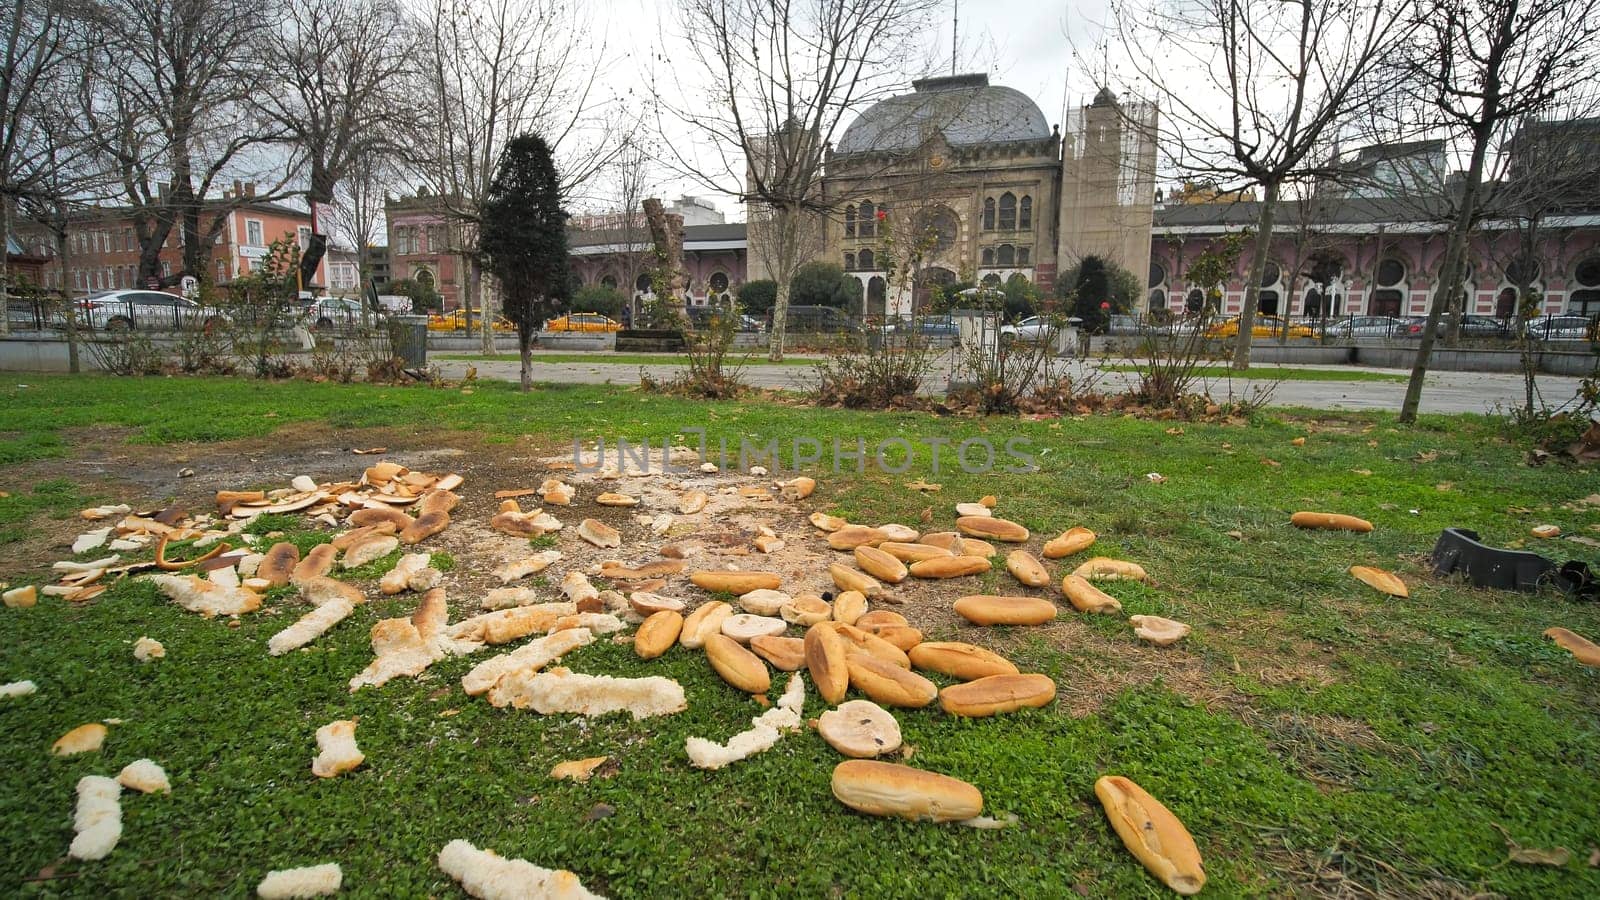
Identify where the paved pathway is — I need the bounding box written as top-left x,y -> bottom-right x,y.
433,351 -> 1588,415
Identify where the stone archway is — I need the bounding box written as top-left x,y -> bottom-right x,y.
915,266 -> 956,312
866,277 -> 887,318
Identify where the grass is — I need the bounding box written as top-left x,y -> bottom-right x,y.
436,352 -> 818,367
3,374 -> 1600,897
1098,363 -> 1412,383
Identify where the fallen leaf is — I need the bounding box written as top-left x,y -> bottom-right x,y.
1351,469 -> 1373,476
1367,440 -> 1379,448
1509,843 -> 1571,867
1145,473 -> 1167,484
1435,483 -> 1454,492
1220,442 -> 1233,450
494,489 -> 539,499
1588,847 -> 1599,867
352,447 -> 388,454
1413,450 -> 1438,462
1291,437 -> 1306,446
919,507 -> 933,524
438,708 -> 460,717
1260,458 -> 1281,468
1164,427 -> 1185,436
1225,530 -> 1244,541
905,479 -> 942,492
898,743 -> 917,761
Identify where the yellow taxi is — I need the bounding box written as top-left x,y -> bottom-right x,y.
427,309 -> 515,332
1203,315 -> 1315,339
544,312 -> 622,333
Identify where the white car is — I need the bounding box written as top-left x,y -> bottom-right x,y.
1525,315 -> 1595,342
75,289 -> 230,333
1324,316 -> 1403,339
1000,315 -> 1080,343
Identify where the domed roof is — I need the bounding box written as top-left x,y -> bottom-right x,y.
836,74 -> 1052,155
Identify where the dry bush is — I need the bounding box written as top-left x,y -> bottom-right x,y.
810,333 -> 933,409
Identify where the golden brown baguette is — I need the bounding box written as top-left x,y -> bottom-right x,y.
834,623 -> 911,668
1071,557 -> 1150,582
878,541 -> 957,563
854,546 -> 909,583
750,635 -> 806,671
830,760 -> 983,822
680,601 -> 733,649
806,622 -> 850,704
1349,565 -> 1407,597
1546,627 -> 1600,667
348,506 -> 412,530
634,611 -> 683,660
845,649 -> 937,708
854,610 -> 907,628
827,525 -> 889,550
1042,526 -> 1097,559
939,673 -> 1056,717
705,633 -> 771,694
829,563 -> 885,598
832,590 -> 868,625
955,515 -> 1029,542
909,641 -> 1020,681
257,542 -> 300,588
1094,775 -> 1207,895
908,555 -> 992,579
1061,575 -> 1124,614
1290,511 -> 1374,532
861,624 -> 922,652
1005,550 -> 1051,587
952,595 -> 1059,626
399,510 -> 449,545
690,571 -> 782,594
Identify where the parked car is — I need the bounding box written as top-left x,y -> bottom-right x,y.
1324,316 -> 1403,339
544,312 -> 622,333
1397,315 -> 1511,338
684,306 -> 755,332
887,314 -> 959,339
1524,315 -> 1597,341
303,297 -> 377,331
428,309 -> 515,332
1203,315 -> 1315,339
76,289 -> 230,333
1000,315 -> 1076,344
767,305 -> 863,334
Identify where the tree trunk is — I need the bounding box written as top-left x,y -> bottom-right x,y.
519,327 -> 532,392
766,205 -> 800,363
55,217 -> 79,373
1399,135 -> 1490,424
1,197 -> 12,336
477,262 -> 495,355
1231,180 -> 1280,370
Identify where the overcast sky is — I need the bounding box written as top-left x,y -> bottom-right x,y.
578,0 -> 1114,221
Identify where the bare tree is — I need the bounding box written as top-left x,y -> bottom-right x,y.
1112,0 -> 1411,369
417,0 -> 615,355
1395,0 -> 1600,423
665,0 -> 941,361
1,0 -> 100,335
327,147 -> 396,323
85,0 -> 293,287
257,0 -> 418,290
601,135 -> 654,322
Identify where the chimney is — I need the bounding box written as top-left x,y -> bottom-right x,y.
244,181 -> 255,198
233,179 -> 243,197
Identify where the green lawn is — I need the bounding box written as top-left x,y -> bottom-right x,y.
1098,364 -> 1412,383
436,352 -> 818,366
2,375 -> 1599,897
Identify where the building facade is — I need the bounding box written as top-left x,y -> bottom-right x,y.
567,222 -> 748,314
384,190 -> 467,309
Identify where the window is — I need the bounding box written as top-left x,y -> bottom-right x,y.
858,249 -> 875,271
601,274 -> 617,289
998,193 -> 1016,230
857,201 -> 875,238
844,206 -> 856,238
981,247 -> 995,266
1019,196 -> 1032,230
246,219 -> 264,247
983,198 -> 996,231
1569,256 -> 1600,314
997,245 -> 1015,266
1504,255 -> 1540,285
217,259 -> 228,282
844,252 -> 856,271
1376,258 -> 1405,287
1150,289 -> 1166,309
1017,247 -> 1030,266
982,273 -> 1001,287
1149,261 -> 1166,288
124,230 -> 134,252
710,272 -> 729,293
635,273 -> 652,293
1261,261 -> 1282,287
160,260 -> 171,277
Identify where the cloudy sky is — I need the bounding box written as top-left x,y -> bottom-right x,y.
577,0 -> 1115,221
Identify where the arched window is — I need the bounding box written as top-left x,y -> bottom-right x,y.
1017,247 -> 1030,266
996,244 -> 1015,266
998,193 -> 1016,230
858,248 -> 875,270
844,206 -> 856,238
601,274 -> 617,289
1149,261 -> 1167,288
635,273 -> 653,293
844,252 -> 856,271
1372,258 -> 1406,316
983,198 -> 996,231
857,201 -> 876,238
1376,258 -> 1405,288
1571,256 -> 1600,315
1019,196 -> 1032,230
710,272 -> 729,293
415,268 -> 435,291
981,247 -> 995,266
1149,289 -> 1166,309
981,273 -> 1001,287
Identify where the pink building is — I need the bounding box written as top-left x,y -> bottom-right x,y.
567,223 -> 748,312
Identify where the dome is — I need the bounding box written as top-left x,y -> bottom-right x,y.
836,74 -> 1052,155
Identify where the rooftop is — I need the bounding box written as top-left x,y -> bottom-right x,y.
836,73 -> 1052,155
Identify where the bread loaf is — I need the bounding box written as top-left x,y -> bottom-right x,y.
952,595 -> 1059,626
956,515 -> 1029,542
816,700 -> 902,758
257,542 -> 300,587
830,760 -> 983,822
829,563 -> 885,598
805,622 -> 850,704
909,641 -> 1019,681
1348,565 -> 1407,597
1094,775 -> 1206,895
1061,575 -> 1123,614
780,595 -> 832,626
1071,557 -> 1149,582
828,525 -> 889,550
854,546 -> 909,583
750,635 -> 806,671
1005,550 -> 1051,587
634,611 -> 683,659
1129,615 -> 1190,646
832,590 -> 868,625
809,512 -> 848,532
878,541 -> 956,563
629,592 -> 686,616
400,510 -> 450,544
1290,511 -> 1374,532
855,610 -> 907,628
845,649 -> 937,708
680,601 -> 733,649
1546,627 -> 1600,667
721,613 -> 787,643
908,555 -> 992,579
1042,526 -> 1096,558
691,570 -> 783,594
705,633 -> 771,694
939,673 -> 1056,717
877,524 -> 920,542
862,623 -> 922,651
834,623 -> 911,668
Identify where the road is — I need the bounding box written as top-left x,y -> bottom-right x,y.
432,352 -> 1589,415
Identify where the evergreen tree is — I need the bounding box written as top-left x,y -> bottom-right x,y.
479,133 -> 571,391
1070,256 -> 1116,333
